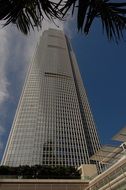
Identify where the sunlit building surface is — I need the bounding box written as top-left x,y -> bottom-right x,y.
86,128 -> 126,190
87,147 -> 126,190
1,29 -> 100,167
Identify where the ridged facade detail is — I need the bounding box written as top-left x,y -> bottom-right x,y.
2,29 -> 100,167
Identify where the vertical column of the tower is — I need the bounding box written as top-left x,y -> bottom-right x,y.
66,38 -> 101,158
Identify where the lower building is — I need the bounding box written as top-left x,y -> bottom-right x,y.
0,179 -> 89,190
0,123 -> 126,190
86,127 -> 126,190
87,154 -> 126,190
0,155 -> 126,190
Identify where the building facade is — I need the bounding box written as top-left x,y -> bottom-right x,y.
1,29 -> 100,167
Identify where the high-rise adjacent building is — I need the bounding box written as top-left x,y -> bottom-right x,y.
1,29 -> 100,167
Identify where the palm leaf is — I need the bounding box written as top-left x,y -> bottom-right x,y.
61,0 -> 126,41
0,0 -> 126,40
98,1 -> 126,41
77,0 -> 89,31
0,0 -> 62,34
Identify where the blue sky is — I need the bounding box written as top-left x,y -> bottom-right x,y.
69,21 -> 126,146
0,14 -> 126,161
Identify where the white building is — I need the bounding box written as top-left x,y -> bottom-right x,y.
1,29 -> 100,167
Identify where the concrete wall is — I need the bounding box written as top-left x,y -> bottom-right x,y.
0,179 -> 89,190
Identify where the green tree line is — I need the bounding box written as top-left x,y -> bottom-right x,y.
0,165 -> 80,179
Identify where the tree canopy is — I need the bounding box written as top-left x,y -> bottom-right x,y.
0,165 -> 80,179
0,0 -> 126,41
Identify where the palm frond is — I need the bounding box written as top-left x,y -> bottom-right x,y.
61,0 -> 126,41
0,0 -> 126,40
0,0 -> 62,34
98,1 -> 126,41
77,0 -> 89,31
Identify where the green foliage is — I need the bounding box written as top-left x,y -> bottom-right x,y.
0,165 -> 80,179
0,166 -> 17,175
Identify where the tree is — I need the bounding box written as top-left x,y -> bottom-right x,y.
0,165 -> 80,179
61,0 -> 126,41
0,0 -> 62,34
0,0 -> 126,41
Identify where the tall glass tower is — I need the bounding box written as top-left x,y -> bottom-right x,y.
2,29 -> 100,167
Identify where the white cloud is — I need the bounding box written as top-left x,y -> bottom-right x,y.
0,125 -> 5,136
0,26 -> 9,151
0,125 -> 5,151
63,9 -> 77,39
0,27 -> 10,107
0,14 -> 64,109
0,141 -> 3,150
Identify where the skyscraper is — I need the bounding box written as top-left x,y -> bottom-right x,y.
1,29 -> 100,167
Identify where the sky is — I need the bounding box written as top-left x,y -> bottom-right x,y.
0,9 -> 126,161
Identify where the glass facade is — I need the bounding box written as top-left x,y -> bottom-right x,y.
1,29 -> 100,167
